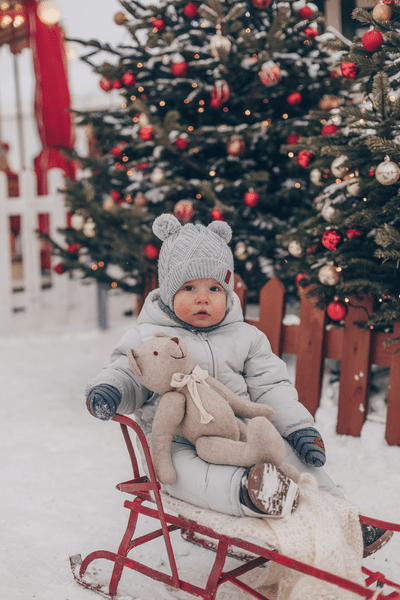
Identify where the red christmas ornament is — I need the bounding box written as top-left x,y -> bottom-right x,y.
53,263 -> 65,275
112,79 -> 122,89
321,229 -> 342,250
327,300 -> 348,321
244,190 -> 260,207
362,29 -> 383,52
297,149 -> 314,168
139,126 -> 154,141
111,190 -> 121,201
174,200 -> 194,221
304,27 -> 318,38
144,243 -> 159,260
321,123 -> 339,135
384,0 -> 394,4
295,272 -> 307,287
175,137 -> 189,151
287,92 -> 302,106
111,141 -> 128,157
251,0 -> 271,8
121,72 -> 136,86
341,61 -> 358,79
306,244 -> 318,255
299,5 -> 315,19
67,243 -> 82,254
136,161 -> 150,170
287,133 -> 301,145
211,208 -> 224,221
152,18 -> 165,32
171,59 -> 188,77
99,76 -> 112,91
368,167 -> 375,177
211,80 -> 231,106
346,227 -> 363,240
183,2 -> 198,18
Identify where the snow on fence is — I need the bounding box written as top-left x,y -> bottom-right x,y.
233,275 -> 400,447
0,169 -> 135,336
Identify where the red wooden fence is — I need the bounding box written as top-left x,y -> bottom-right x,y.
234,275 -> 400,447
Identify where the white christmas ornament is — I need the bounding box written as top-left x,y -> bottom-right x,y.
346,177 -> 362,197
375,155 -> 400,185
83,218 -> 96,238
259,61 -> 282,86
292,1 -> 318,13
138,112 -> 150,127
150,166 -> 165,184
310,168 -> 324,186
103,197 -> 115,211
288,240 -> 303,257
210,23 -> 231,58
70,213 -> 85,231
234,241 -> 248,261
321,203 -> 336,221
318,264 -> 340,286
331,155 -> 348,178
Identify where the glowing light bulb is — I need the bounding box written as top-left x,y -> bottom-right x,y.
37,1 -> 61,25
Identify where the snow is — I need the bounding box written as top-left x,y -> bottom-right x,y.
1,318 -> 400,600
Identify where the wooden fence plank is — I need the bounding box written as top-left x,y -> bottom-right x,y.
233,274 -> 248,313
257,277 -> 286,356
385,323 -> 400,446
336,296 -> 374,437
295,288 -> 326,416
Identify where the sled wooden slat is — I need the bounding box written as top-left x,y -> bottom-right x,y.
336,296 -> 374,437
295,286 -> 326,416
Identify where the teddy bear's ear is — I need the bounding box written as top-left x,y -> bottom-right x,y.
127,348 -> 142,378
154,332 -> 172,338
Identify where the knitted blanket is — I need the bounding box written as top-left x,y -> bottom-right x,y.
162,474 -> 364,600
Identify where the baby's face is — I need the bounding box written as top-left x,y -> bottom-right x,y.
173,278 -> 227,328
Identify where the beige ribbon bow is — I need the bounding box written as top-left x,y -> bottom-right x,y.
170,365 -> 215,424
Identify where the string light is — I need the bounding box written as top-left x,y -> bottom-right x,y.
92,264 -> 98,271
122,156 -> 128,162
132,117 -> 139,122
282,113 -> 288,119
288,152 -> 294,157
121,103 -> 127,108
184,99 -> 189,104
194,54 -> 200,59
200,22 -> 205,27
263,99 -> 268,104
245,28 -> 250,33
98,262 -> 104,267
223,107 -> 228,112
137,63 -> 143,68
130,95 -> 136,101
390,96 -> 396,102
196,194 -> 202,199
13,14 -> 24,27
295,182 -> 301,188
126,169 -> 133,176
138,86 -> 144,92
111,282 -> 118,288
193,148 -> 199,153
159,100 -> 165,106
37,1 -> 61,25
245,110 -> 251,116
198,107 -> 204,113
188,126 -> 194,131
192,83 -> 198,88
262,120 -> 269,127
199,100 -> 205,106
209,170 -> 216,176
335,178 -> 341,184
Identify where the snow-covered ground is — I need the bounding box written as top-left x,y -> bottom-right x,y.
1,316 -> 400,600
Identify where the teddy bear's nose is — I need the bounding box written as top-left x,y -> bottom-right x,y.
171,337 -> 179,344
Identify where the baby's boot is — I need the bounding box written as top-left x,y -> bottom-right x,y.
240,463 -> 300,518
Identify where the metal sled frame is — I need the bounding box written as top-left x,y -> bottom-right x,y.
70,414 -> 400,600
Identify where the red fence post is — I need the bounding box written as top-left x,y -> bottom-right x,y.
295,287 -> 327,416
385,323 -> 400,446
336,296 -> 374,437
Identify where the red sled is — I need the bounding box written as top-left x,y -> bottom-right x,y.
70,414 -> 400,600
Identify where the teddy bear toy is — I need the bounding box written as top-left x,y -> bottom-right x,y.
128,333 -> 300,486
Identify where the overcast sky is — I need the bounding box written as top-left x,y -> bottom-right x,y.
1,0 -> 136,170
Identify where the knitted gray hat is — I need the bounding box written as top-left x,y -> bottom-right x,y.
152,214 -> 234,310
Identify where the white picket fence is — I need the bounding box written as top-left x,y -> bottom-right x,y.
0,169 -> 136,336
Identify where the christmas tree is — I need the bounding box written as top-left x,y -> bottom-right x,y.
282,1 -> 400,332
51,0 -> 339,298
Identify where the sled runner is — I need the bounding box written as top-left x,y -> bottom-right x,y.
70,414 -> 400,600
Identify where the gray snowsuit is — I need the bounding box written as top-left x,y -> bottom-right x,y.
86,289 -> 344,516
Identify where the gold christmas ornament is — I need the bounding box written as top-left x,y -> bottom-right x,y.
114,11 -> 127,25
259,60 -> 282,86
331,155 -> 348,178
83,218 -> 96,238
375,155 -> 400,185
372,2 -> 392,22
226,135 -> 246,157
133,193 -> 147,207
318,95 -> 342,111
288,240 -> 303,257
210,23 -> 231,58
234,241 -> 248,261
103,197 -> 115,211
150,166 -> 165,184
346,177 -> 362,197
318,264 -> 340,286
70,213 -> 85,231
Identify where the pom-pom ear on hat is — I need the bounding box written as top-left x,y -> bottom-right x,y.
153,214 -> 181,241
208,221 -> 232,244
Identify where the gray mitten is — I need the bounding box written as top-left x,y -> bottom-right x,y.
285,427 -> 326,467
86,384 -> 121,420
